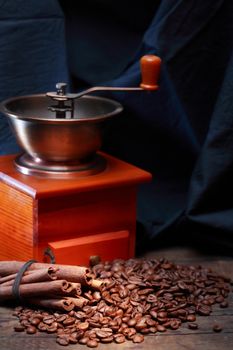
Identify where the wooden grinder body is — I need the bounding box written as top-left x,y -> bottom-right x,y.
0,153 -> 151,266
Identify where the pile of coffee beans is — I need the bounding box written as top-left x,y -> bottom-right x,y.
13,258 -> 232,347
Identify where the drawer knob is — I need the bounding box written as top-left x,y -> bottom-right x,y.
89,255 -> 101,266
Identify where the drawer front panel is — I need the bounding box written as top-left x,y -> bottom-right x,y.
48,230 -> 129,266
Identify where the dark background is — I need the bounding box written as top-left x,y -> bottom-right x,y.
1,0 -> 233,254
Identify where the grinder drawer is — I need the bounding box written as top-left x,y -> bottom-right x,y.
47,230 -> 129,266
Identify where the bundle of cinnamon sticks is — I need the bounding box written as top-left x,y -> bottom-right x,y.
0,261 -> 105,311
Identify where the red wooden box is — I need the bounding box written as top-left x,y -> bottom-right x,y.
0,152 -> 151,266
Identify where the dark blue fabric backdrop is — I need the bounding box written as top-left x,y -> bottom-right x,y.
1,0 -> 233,253
0,0 -> 69,153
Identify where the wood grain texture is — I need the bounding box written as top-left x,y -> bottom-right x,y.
0,182 -> 35,261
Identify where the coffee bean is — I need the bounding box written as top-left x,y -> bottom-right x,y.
132,334 -> 144,343
14,324 -> 25,332
126,284 -> 137,290
158,311 -> 167,318
202,299 -> 212,306
213,324 -> 222,332
138,288 -> 154,295
215,295 -> 225,303
38,322 -> 47,331
157,325 -> 166,332
170,320 -> 180,330
101,317 -> 111,325
188,323 -> 198,330
43,315 -> 54,325
150,310 -> 158,319
63,317 -> 75,326
220,301 -> 228,308
19,315 -> 27,321
149,326 -> 157,333
178,281 -> 189,291
57,329 -> 65,335
56,336 -> 69,346
187,314 -> 196,322
178,309 -> 188,317
147,294 -> 158,303
30,317 -> 41,326
140,327 -> 150,334
69,335 -> 78,344
46,323 -> 58,333
121,316 -> 129,323
56,315 -> 67,323
92,291 -> 101,301
114,316 -> 122,326
129,328 -> 138,338
119,286 -> 129,298
196,304 -> 211,316
101,336 -> 114,343
87,339 -> 98,348
78,330 -> 86,339
77,322 -> 89,331
12,311 -> 20,317
114,334 -> 126,343
96,329 -> 112,339
161,263 -> 173,270
79,337 -> 89,345
146,317 -> 156,327
162,320 -> 171,328
128,276 -> 142,285
135,318 -> 147,330
20,319 -> 30,327
84,330 -> 97,340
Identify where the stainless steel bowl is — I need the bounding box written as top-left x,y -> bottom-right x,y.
0,94 -> 122,169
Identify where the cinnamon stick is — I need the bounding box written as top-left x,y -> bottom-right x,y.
0,267 -> 58,287
88,278 -> 105,290
68,282 -> 82,296
0,261 -> 92,286
0,273 -> 17,284
58,281 -> 81,295
0,280 -> 78,301
66,296 -> 89,309
27,298 -> 75,311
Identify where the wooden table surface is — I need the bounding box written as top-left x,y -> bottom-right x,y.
0,245 -> 233,350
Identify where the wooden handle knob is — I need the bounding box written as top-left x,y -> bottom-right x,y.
140,55 -> 161,90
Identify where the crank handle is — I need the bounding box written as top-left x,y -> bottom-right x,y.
46,55 -> 161,101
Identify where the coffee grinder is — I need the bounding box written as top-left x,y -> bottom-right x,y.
0,55 -> 161,266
